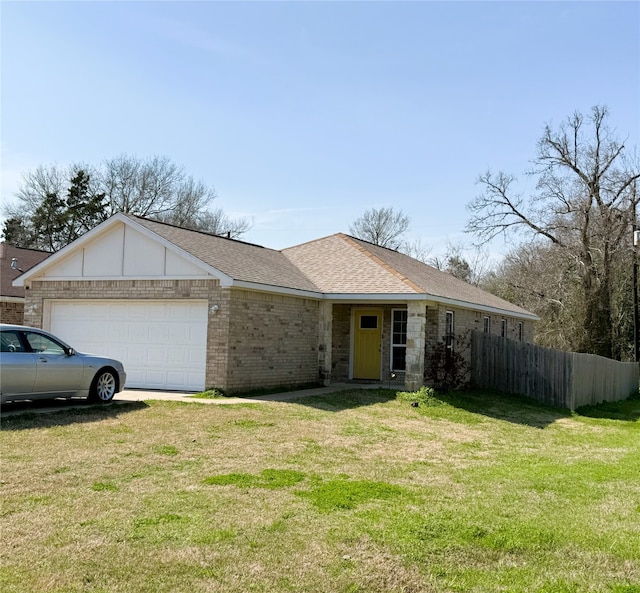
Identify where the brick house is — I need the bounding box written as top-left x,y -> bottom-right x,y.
0,244 -> 50,324
15,214 -> 537,392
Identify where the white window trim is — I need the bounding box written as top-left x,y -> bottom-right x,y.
390,308 -> 407,372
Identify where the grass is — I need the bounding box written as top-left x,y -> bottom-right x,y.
1,388 -> 639,592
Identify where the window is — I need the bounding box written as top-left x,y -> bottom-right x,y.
391,309 -> 407,371
445,310 -> 454,350
483,316 -> 491,334
501,318 -> 506,338
360,315 -> 378,330
24,331 -> 66,355
0,331 -> 25,353
518,322 -> 523,342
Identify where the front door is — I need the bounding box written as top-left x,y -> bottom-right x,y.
353,309 -> 382,380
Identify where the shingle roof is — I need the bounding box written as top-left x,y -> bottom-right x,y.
129,216 -> 318,292
1,244 -> 51,298
129,217 -> 533,317
283,234 -> 533,316
344,235 -> 534,316
281,234 -> 416,294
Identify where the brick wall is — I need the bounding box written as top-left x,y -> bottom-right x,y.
426,305 -> 534,349
423,303 -> 535,386
22,281 -> 535,393
0,301 -> 24,324
331,304 -> 352,381
225,289 -> 320,392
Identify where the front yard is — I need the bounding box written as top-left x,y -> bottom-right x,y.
1,389 -> 638,593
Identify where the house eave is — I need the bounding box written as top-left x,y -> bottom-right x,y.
19,275 -> 217,285
326,292 -> 539,321
0,296 -> 25,303
231,280 -> 322,299
428,294 -> 540,321
208,282 -> 540,321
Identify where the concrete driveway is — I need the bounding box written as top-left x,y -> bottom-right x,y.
115,382 -> 395,404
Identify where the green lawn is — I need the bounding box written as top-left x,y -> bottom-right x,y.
1,389 -> 638,593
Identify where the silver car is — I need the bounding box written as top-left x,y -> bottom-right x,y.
0,324 -> 126,404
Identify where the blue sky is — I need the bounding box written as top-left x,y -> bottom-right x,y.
2,1 -> 638,257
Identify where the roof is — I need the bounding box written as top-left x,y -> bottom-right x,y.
16,215 -> 537,319
134,217 -> 535,318
0,244 -> 50,298
283,234 -> 535,317
130,216 -> 318,292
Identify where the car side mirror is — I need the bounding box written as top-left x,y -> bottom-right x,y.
65,347 -> 76,356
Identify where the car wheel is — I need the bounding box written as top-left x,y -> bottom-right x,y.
89,369 -> 117,403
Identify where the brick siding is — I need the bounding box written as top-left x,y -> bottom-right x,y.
23,280 -> 535,392
331,304 -> 352,381
225,289 -> 320,392
0,301 -> 24,324
331,302 -> 534,387
424,304 -> 535,385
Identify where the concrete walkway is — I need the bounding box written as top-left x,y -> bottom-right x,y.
115,382 -> 403,405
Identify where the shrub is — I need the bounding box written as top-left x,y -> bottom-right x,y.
397,386 -> 444,407
192,388 -> 226,399
426,338 -> 470,392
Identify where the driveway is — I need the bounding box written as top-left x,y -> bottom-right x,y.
115,382 -> 395,404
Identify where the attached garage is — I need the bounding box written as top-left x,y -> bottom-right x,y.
48,300 -> 209,391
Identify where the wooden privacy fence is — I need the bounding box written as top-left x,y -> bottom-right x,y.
470,331 -> 639,410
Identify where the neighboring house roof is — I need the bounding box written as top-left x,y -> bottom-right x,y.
15,214 -> 538,320
0,244 -> 50,299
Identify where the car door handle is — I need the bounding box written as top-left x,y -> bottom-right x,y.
38,357 -> 48,362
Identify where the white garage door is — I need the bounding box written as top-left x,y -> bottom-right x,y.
49,300 -> 208,391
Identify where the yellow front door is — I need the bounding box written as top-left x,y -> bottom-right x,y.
353,309 -> 382,380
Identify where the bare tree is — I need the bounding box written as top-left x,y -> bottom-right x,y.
429,242 -> 491,286
349,207 -> 410,249
7,163 -> 97,218
401,237 -> 433,263
3,167 -> 107,251
483,241 -> 585,352
2,154 -> 252,248
156,206 -> 252,238
467,106 -> 640,358
101,154 -> 188,217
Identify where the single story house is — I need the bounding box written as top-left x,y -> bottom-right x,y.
15,214 -> 537,392
1,244 -> 50,324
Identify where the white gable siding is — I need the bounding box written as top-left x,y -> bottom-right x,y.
83,224 -> 124,276
35,221 -> 213,280
44,250 -> 83,277
123,225 -> 165,276
166,249 -> 203,275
